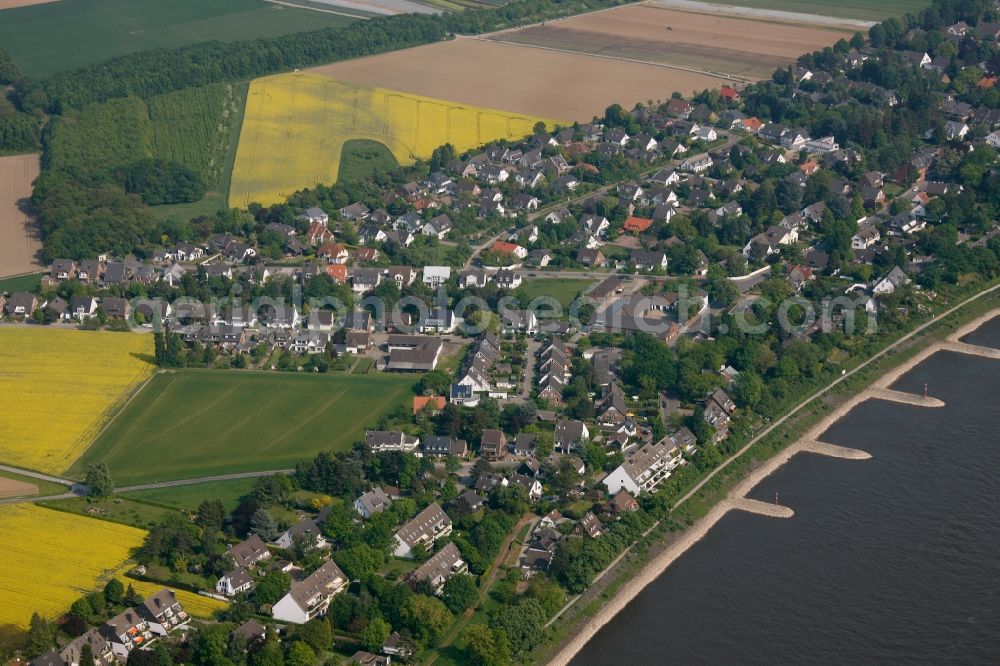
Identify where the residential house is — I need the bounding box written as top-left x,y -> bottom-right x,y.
554,419 -> 589,453
852,226 -> 881,250
271,560 -> 348,624
339,202 -> 369,222
406,542 -> 467,595
273,518 -> 327,550
228,534 -> 271,569
354,487 -> 393,518
392,503 -> 452,558
480,429 -> 508,459
365,431 -> 420,453
216,568 -> 254,597
874,266 -> 909,295
423,266 -> 452,288
299,207 -> 329,226
423,435 -> 468,457
603,436 -> 686,495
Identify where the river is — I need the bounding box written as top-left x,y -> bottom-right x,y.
572,317 -> 1000,665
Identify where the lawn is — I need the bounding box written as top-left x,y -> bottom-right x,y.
516,278 -> 594,309
0,0 -> 362,78
0,328 -> 155,474
707,0 -> 928,21
43,496 -> 178,530
125,478 -> 258,513
229,72 -> 560,206
0,504 -> 145,627
72,370 -> 418,485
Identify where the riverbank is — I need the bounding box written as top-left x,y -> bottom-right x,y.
545,301 -> 1000,666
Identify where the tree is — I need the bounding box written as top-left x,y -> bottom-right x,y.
489,599 -> 547,656
403,595 -> 452,647
462,625 -> 511,666
24,613 -> 54,658
79,643 -> 96,666
284,641 -> 316,666
196,499 -> 226,532
254,570 -> 291,607
418,370 -> 452,396
192,625 -> 233,666
442,574 -> 478,613
0,624 -> 27,662
85,462 -> 114,499
249,509 -> 280,541
361,617 -> 391,652
296,618 -> 332,653
733,370 -> 764,407
103,578 -> 125,606
248,639 -> 285,666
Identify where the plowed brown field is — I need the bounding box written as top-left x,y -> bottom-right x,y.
0,154 -> 42,279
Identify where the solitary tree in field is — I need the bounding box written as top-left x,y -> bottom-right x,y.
85,462 -> 114,499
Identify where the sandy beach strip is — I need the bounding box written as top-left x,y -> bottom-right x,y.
547,307 -> 1000,666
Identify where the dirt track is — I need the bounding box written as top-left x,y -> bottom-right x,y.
0,154 -> 42,279
311,38 -> 725,121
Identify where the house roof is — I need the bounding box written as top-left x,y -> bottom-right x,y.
406,542 -> 464,587
623,216 -> 653,233
413,395 -> 446,414
287,560 -> 346,611
395,503 -> 451,548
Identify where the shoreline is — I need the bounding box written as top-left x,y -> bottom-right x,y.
547,308 -> 1000,666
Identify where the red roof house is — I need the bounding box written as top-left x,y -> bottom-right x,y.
623,216 -> 653,234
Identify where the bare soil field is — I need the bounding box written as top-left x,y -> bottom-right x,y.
0,0 -> 58,8
0,154 -> 43,279
310,38 -> 726,121
0,477 -> 38,499
488,4 -> 854,80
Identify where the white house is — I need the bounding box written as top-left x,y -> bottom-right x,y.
603,436 -> 686,495
873,266 -> 909,295
216,568 -> 254,597
680,154 -> 713,173
299,207 -> 329,226
852,225 -> 881,249
354,487 -> 393,518
272,518 -> 327,551
271,560 -> 347,624
423,266 -> 452,287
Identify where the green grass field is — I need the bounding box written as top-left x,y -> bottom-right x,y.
517,278 -> 594,309
0,272 -> 42,295
708,0 -> 928,20
0,0 -> 362,78
338,139 -> 400,184
124,478 -> 258,512
71,370 -> 418,485
43,496 -> 177,530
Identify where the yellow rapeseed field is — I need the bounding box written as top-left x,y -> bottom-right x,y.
0,328 -> 154,474
229,72 -> 563,207
0,505 -> 146,627
122,579 -> 228,619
